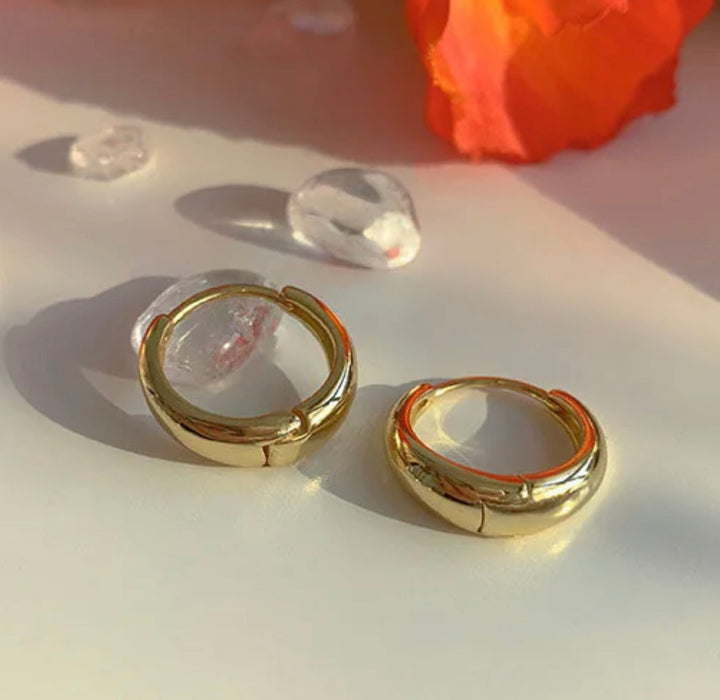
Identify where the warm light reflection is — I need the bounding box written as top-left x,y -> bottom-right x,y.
504,529 -> 574,559
304,476 -> 323,494
420,397 -> 479,466
230,218 -> 278,230
290,228 -> 316,247
548,536 -> 573,558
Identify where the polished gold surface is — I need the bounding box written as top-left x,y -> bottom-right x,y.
385,377 -> 606,536
139,284 -> 356,467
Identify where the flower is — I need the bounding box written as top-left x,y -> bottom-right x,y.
407,0 -> 714,162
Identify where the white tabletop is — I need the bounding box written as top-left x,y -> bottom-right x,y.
1,2 -> 719,698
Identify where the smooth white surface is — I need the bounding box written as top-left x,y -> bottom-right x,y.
1,2 -> 719,698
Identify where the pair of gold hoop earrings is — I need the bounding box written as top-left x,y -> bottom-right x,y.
139,284 -> 607,537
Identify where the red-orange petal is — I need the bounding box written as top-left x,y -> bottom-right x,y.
407,0 -> 714,162
504,0 -> 630,34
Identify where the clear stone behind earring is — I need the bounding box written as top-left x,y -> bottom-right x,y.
287,168 -> 421,270
131,270 -> 280,391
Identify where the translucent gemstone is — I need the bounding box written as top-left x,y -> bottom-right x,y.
69,125 -> 149,181
287,168 -> 421,269
131,270 -> 281,390
268,0 -> 357,36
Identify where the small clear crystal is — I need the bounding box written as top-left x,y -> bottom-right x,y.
70,125 -> 149,181
268,0 -> 357,36
131,270 -> 281,390
288,168 -> 421,269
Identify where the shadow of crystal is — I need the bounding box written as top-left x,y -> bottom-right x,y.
175,184 -> 336,263
15,135 -> 76,175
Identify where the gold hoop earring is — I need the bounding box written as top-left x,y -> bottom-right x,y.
139,284 -> 356,467
386,377 -> 606,536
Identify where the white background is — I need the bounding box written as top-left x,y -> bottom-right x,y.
1,2 -> 719,698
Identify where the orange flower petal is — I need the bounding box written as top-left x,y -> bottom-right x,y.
504,1 -> 629,34
407,0 -> 714,162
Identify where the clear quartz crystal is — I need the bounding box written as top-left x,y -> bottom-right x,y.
69,125 -> 149,181
131,270 -> 281,390
268,0 -> 357,36
287,168 -> 421,269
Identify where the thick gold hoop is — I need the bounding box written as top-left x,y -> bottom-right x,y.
386,377 -> 606,536
139,284 -> 356,467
